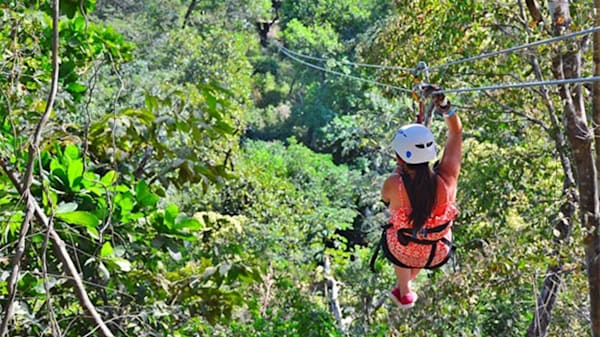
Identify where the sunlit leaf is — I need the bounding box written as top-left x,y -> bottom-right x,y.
100,241 -> 114,257
109,257 -> 132,272
56,211 -> 99,229
67,158 -> 83,189
55,202 -> 78,214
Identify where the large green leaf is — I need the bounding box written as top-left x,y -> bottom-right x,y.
67,158 -> 84,189
55,211 -> 99,230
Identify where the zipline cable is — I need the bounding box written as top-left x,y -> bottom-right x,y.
274,26 -> 600,74
276,32 -> 600,96
434,76 -> 600,94
277,44 -> 415,72
278,41 -> 600,95
277,44 -> 413,93
280,43 -> 600,95
428,26 -> 600,71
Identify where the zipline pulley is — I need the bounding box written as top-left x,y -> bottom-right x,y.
412,61 -> 435,127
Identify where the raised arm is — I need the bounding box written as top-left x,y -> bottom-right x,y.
423,85 -> 463,184
438,111 -> 462,182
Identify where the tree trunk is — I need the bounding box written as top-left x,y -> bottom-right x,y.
590,1 -> 600,335
552,2 -> 600,336
521,4 -> 578,334
526,266 -> 562,337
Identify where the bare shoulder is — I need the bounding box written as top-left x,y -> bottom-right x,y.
384,173 -> 401,186
382,173 -> 400,200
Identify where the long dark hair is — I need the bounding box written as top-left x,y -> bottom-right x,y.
403,162 -> 437,233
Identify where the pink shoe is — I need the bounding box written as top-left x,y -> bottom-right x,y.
389,288 -> 418,309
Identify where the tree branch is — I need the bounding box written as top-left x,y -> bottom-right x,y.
39,156 -> 62,337
483,91 -> 550,131
182,0 -> 198,28
529,54 -> 576,189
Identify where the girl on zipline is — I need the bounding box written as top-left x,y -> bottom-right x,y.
380,85 -> 462,308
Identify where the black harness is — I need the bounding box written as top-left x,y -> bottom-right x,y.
370,173 -> 455,272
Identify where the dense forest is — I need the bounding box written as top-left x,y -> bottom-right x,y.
2,0 -> 600,336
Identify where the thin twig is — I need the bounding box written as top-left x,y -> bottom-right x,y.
29,271 -> 136,301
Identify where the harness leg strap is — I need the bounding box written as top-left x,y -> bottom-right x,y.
424,242 -> 437,268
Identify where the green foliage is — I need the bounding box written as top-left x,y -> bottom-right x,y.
202,138 -> 359,258
0,2 -> 259,334
228,287 -> 343,337
282,19 -> 342,55
251,0 -> 396,162
1,141 -> 258,335
87,82 -> 238,188
280,0 -> 393,42
1,0 -> 597,336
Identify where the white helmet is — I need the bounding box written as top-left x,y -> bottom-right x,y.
391,124 -> 436,164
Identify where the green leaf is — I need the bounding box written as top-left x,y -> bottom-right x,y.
50,158 -> 67,184
65,82 -> 88,94
174,216 -> 202,231
86,227 -> 99,240
100,170 -> 118,186
165,205 -> 179,227
56,211 -> 99,230
205,92 -> 218,113
72,16 -> 85,31
67,159 -> 84,189
213,120 -> 235,134
136,180 -> 159,207
109,257 -> 132,272
145,94 -> 159,111
55,202 -> 78,214
116,193 -> 135,217
64,144 -> 80,160
41,190 -> 57,209
100,242 -> 114,257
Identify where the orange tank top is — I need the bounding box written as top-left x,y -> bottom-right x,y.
388,175 -> 458,241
